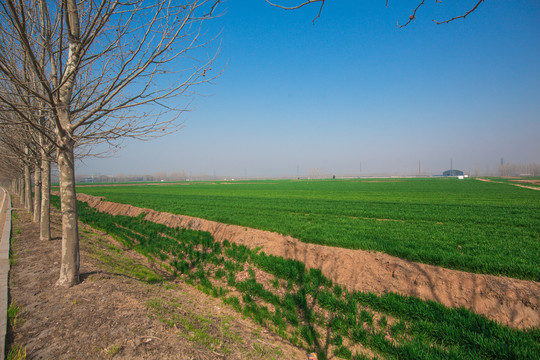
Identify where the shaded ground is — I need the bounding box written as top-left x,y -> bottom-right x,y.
77,193 -> 540,329
7,203 -> 307,359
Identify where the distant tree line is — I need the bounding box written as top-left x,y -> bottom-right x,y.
76,171 -> 191,183
499,163 -> 540,177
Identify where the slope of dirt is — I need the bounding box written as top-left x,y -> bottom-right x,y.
8,204 -> 306,359
77,193 -> 540,330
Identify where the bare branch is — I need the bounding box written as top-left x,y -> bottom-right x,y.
397,0 -> 425,28
268,1 -> 485,26
266,0 -> 325,23
433,0 -> 485,25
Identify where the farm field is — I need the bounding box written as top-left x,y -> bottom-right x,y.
53,197 -> 540,359
76,177 -> 540,281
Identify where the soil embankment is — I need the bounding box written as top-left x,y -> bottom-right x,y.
77,193 -> 540,329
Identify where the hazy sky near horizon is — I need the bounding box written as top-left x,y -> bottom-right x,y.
76,1 -> 540,178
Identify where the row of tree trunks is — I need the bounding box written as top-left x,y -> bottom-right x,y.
7,139 -> 77,286
9,155 -> 51,242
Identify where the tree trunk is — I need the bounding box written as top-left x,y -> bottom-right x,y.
33,163 -> 42,222
24,161 -> 33,213
40,152 -> 51,241
54,0 -> 81,287
56,139 -> 80,287
19,177 -> 24,204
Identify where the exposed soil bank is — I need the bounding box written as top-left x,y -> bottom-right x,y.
77,193 -> 540,329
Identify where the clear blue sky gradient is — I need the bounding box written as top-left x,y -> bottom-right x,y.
77,1 -> 540,178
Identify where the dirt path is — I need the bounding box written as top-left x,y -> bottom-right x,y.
476,177 -> 540,190
77,193 -> 540,330
8,202 -> 306,359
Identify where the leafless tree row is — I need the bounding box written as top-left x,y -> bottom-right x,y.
0,0 -> 220,287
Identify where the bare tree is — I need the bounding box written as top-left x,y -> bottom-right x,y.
0,50 -> 56,237
0,0 -> 220,287
0,111 -> 41,213
265,0 -> 486,25
0,121 -> 55,240
0,141 -> 24,192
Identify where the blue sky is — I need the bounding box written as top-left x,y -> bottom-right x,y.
77,1 -> 540,178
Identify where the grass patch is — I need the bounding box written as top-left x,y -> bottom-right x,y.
7,300 -> 27,360
104,343 -> 121,357
88,243 -> 162,284
146,298 -> 236,355
12,211 -> 20,235
6,344 -> 26,360
78,225 -> 163,284
8,301 -> 24,328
